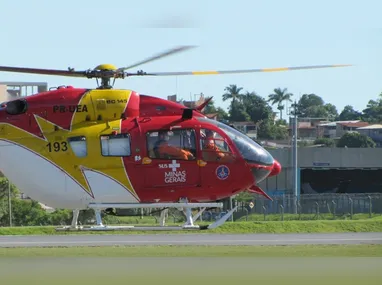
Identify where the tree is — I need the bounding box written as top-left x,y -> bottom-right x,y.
267,87 -> 293,120
222,84 -> 244,119
337,132 -> 376,148
362,93 -> 382,123
338,105 -> 363,121
257,119 -> 289,140
222,84 -> 244,103
324,103 -> 338,120
242,91 -> 273,123
0,178 -> 18,200
229,99 -> 250,121
295,93 -> 338,119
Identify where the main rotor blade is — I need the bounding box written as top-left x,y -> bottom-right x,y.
0,66 -> 86,78
126,64 -> 353,76
118,45 -> 197,71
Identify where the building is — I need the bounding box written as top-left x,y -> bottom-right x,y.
288,117 -> 329,140
0,81 -> 48,99
317,120 -> 370,139
167,93 -> 206,109
230,121 -> 258,139
336,121 -> 370,138
356,124 -> 382,146
258,147 -> 382,197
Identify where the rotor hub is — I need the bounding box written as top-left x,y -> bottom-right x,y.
94,64 -> 118,71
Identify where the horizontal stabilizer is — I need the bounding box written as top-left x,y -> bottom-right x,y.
248,185 -> 273,201
195,96 -> 213,111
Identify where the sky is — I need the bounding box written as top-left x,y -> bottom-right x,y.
0,0 -> 381,119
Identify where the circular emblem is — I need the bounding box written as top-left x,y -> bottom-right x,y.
216,165 -> 230,180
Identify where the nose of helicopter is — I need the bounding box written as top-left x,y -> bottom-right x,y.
250,158 -> 282,184
269,159 -> 282,177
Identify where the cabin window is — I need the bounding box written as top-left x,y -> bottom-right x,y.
200,128 -> 234,162
68,136 -> 87,157
100,133 -> 131,156
146,128 -> 196,161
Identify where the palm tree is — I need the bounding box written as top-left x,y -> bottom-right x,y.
222,84 -> 244,103
267,87 -> 293,120
222,84 -> 244,121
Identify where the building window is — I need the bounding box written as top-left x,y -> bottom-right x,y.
146,129 -> 196,160
100,133 -> 131,156
68,136 -> 87,157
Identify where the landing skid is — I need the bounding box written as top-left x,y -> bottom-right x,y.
55,199 -> 237,232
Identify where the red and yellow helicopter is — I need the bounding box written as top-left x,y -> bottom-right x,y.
0,46 -> 351,231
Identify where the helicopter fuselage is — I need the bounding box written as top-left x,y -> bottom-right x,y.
0,86 -> 280,209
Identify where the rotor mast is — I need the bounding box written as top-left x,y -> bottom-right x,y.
91,64 -> 120,90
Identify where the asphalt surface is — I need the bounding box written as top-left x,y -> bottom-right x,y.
0,232 -> 382,247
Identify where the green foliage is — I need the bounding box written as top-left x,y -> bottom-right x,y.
314,137 -> 336,147
234,192 -> 253,203
0,198 -> 73,226
337,132 -> 376,148
0,177 -> 19,199
362,93 -> 382,123
291,93 -> 338,119
339,105 -> 363,121
267,87 -> 293,120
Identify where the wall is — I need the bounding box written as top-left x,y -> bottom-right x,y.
0,85 -> 6,101
258,147 -> 382,194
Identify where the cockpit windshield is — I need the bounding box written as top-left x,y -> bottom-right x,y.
197,117 -> 274,166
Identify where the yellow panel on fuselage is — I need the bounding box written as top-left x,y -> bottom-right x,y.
71,89 -> 132,126
1,89 -> 137,199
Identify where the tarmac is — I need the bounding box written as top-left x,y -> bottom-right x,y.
0,232 -> 381,247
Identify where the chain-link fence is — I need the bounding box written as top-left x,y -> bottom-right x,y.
103,193 -> 382,225
230,193 -> 382,222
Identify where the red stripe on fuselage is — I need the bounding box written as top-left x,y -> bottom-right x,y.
5,87 -> 88,137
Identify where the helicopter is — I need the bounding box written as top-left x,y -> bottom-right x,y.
0,46 -> 351,231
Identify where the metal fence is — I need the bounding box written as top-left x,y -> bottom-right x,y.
134,193 -> 382,224
228,193 -> 382,221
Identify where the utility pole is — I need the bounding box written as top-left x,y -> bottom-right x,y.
291,101 -> 299,214
8,178 -> 12,227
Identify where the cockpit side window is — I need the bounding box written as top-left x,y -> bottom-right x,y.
196,117 -> 274,166
5,99 -> 28,115
200,128 -> 235,163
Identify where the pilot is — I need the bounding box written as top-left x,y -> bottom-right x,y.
202,130 -> 226,161
154,130 -> 195,160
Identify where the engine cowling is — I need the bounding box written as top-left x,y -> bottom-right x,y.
90,89 -> 140,121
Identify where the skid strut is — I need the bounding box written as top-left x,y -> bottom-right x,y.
56,199 -> 237,232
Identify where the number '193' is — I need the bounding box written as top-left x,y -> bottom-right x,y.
46,141 -> 68,152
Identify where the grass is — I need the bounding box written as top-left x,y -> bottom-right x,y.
0,245 -> 381,285
236,213 -> 382,221
1,218 -> 381,235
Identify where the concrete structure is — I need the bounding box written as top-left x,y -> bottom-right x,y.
0,81 -> 48,98
258,147 -> 382,196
